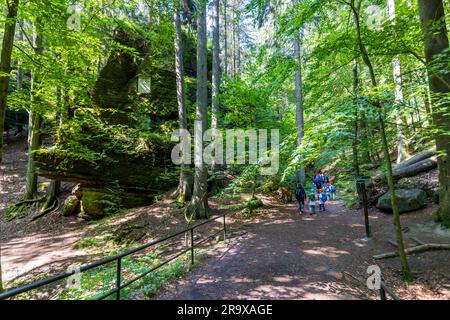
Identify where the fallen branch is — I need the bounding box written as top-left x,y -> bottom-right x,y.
410,237 -> 425,246
388,240 -> 398,247
374,243 -> 450,259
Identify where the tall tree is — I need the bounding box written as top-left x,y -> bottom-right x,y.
349,0 -> 411,280
0,0 -> 20,163
418,0 -> 450,226
293,0 -> 305,184
223,0 -> 228,76
212,0 -> 220,129
25,18 -> 43,200
387,0 -> 409,164
174,0 -> 192,202
188,0 -> 208,219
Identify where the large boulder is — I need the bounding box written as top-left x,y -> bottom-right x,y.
376,189 -> 427,213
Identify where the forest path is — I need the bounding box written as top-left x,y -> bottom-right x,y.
156,198 -> 376,300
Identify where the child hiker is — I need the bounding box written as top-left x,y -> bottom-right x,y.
308,189 -> 316,215
330,183 -> 336,200
319,191 -> 327,211
294,183 -> 306,214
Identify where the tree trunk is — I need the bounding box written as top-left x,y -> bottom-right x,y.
418,0 -> 450,226
388,0 -> 409,164
25,18 -> 43,200
223,0 -> 228,76
174,0 -> 192,202
212,0 -> 220,130
0,0 -> 20,163
350,0 -> 411,280
352,57 -> 360,178
188,1 -> 208,219
293,8 -> 305,184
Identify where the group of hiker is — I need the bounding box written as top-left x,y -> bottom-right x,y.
294,170 -> 336,215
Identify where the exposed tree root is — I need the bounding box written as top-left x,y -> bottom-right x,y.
12,196 -> 46,207
31,198 -> 59,221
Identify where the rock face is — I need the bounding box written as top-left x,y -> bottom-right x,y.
377,189 -> 427,213
35,29 -> 179,219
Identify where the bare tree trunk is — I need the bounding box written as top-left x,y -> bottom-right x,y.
293,3 -> 305,184
352,57 -> 360,177
350,0 -> 411,281
387,0 -> 409,164
174,0 -> 192,202
418,0 -> 450,226
188,0 -> 208,219
0,0 -> 20,163
25,18 -> 43,200
223,0 -> 228,76
212,0 -> 220,129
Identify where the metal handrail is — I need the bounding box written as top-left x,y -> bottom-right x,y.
379,280 -> 400,300
0,213 -> 227,300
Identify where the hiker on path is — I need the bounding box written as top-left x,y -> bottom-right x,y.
294,183 -> 307,214
308,189 -> 316,215
319,191 -> 327,212
330,183 -> 336,200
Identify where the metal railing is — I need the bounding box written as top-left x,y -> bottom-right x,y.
0,213 -> 227,300
379,280 -> 400,300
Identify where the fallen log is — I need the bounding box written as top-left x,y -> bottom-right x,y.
394,147 -> 436,171
374,243 -> 450,259
392,156 -> 437,179
375,156 -> 437,185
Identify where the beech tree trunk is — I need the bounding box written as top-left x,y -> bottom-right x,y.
212,0 -> 220,129
188,0 -> 208,219
293,18 -> 305,184
0,0 -> 20,163
418,0 -> 450,226
25,18 -> 43,200
174,0 -> 192,202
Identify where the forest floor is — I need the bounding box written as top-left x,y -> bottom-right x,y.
1,135 -> 450,300
154,196 -> 450,300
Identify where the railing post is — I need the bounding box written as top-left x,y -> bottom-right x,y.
190,228 -> 194,265
223,214 -> 227,241
116,258 -> 121,300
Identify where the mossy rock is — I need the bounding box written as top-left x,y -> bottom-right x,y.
79,187 -> 123,220
376,189 -> 427,213
61,195 -> 80,217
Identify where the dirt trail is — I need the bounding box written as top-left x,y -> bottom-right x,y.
156,197 -> 450,300
157,199 -> 371,300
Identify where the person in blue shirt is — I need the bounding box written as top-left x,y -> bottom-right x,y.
319,191 -> 327,211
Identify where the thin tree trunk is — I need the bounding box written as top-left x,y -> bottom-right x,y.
212,0 -> 220,129
25,18 -> 43,200
0,0 -> 20,163
174,0 -> 192,202
223,0 -> 228,76
293,2 -> 305,184
352,57 -> 360,178
418,0 -> 450,226
350,0 -> 411,280
387,0 -> 408,164
188,0 -> 208,219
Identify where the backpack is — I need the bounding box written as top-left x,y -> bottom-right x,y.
295,187 -> 305,199
330,185 -> 336,192
321,192 -> 327,202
